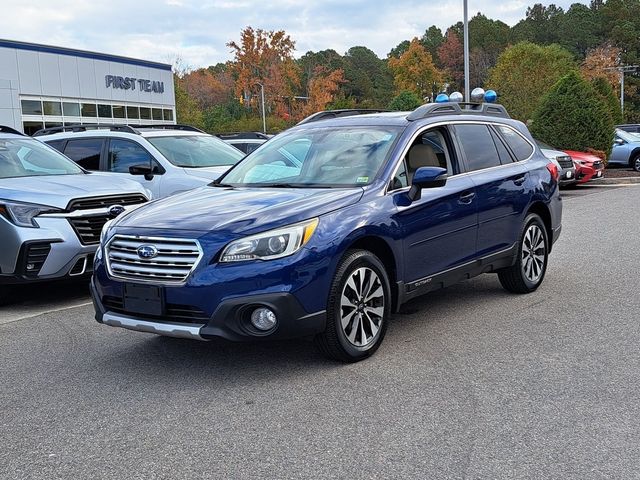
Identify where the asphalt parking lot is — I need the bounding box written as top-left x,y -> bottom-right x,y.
2,183 -> 640,479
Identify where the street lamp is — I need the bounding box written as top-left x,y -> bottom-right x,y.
255,82 -> 266,134
463,0 -> 470,102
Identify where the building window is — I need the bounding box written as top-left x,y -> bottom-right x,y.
21,100 -> 43,115
163,109 -> 173,121
81,103 -> 97,117
126,106 -> 139,119
112,106 -> 125,119
98,104 -> 112,118
23,121 -> 44,136
43,101 -> 62,116
152,108 -> 163,120
44,122 -> 63,129
139,107 -> 151,120
63,102 -> 80,116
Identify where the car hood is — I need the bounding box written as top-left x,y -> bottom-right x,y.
182,166 -> 230,181
0,173 -> 148,209
564,150 -> 601,164
117,186 -> 364,234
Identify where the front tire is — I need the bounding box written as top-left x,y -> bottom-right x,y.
315,250 -> 391,362
631,154 -> 640,172
498,213 -> 549,294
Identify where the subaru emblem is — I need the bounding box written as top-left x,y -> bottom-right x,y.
137,245 -> 159,259
108,205 -> 126,217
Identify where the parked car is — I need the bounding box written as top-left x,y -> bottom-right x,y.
535,140 -> 576,187
616,124 -> 640,134
35,124 -> 244,198
565,150 -> 605,182
609,128 -> 640,171
216,132 -> 271,154
0,126 -> 148,305
92,102 -> 562,362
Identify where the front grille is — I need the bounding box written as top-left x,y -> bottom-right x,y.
106,235 -> 202,284
67,194 -> 147,211
592,160 -> 603,169
22,242 -> 52,277
102,295 -> 208,323
557,156 -> 574,169
69,214 -> 111,245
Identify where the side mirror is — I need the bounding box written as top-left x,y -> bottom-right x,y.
408,166 -> 448,201
614,138 -> 625,146
129,164 -> 154,181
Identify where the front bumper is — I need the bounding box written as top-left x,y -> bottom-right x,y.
0,216 -> 97,285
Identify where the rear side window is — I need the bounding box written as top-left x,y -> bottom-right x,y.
496,126 -> 534,161
108,139 -> 152,173
64,138 -> 103,170
46,139 -> 66,153
490,129 -> 514,165
455,124 -> 501,171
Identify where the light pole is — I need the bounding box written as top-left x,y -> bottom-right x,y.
255,82 -> 266,134
604,65 -> 638,115
463,0 -> 470,102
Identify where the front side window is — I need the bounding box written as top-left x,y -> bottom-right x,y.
108,139 -> 152,173
63,138 -> 103,170
147,135 -> 244,168
0,138 -> 83,178
403,127 -> 455,184
220,126 -> 401,187
455,124 -> 501,171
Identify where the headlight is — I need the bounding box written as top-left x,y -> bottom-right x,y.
220,218 -> 319,263
0,200 -> 61,228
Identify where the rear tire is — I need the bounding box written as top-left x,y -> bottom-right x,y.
631,154 -> 640,172
498,213 -> 549,294
315,250 -> 391,362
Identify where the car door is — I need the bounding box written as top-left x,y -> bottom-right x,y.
610,133 -> 629,166
391,126 -> 478,284
105,138 -> 162,198
453,123 -> 530,257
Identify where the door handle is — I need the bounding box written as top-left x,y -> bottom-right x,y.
459,191 -> 475,204
513,176 -> 526,186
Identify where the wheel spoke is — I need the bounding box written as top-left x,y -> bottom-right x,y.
363,311 -> 379,338
365,306 -> 384,319
364,284 -> 383,304
341,308 -> 357,329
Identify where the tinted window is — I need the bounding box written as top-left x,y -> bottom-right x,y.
43,101 -> 62,116
81,103 -> 97,117
64,138 -> 103,170
390,160 -> 408,190
127,106 -> 139,119
456,124 -> 501,171
108,139 -> 152,173
63,102 -> 80,116
490,129 -> 514,165
152,108 -> 163,120
496,126 -> 533,161
46,139 -> 66,152
112,106 -> 125,118
22,122 -> 43,136
21,100 -> 42,115
163,109 -> 174,121
98,104 -> 112,118
140,107 -> 151,120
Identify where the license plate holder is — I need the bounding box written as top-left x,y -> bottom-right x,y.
123,283 -> 164,316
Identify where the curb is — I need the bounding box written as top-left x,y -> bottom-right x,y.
589,176 -> 640,185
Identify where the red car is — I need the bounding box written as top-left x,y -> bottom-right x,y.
564,150 -> 605,184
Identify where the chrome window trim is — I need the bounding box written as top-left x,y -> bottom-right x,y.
386,120 -> 536,195
105,234 -> 204,285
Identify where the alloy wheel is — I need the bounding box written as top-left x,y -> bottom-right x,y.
340,267 -> 385,347
521,224 -> 546,283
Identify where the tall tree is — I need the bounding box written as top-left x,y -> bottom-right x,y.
487,42 -> 577,121
437,29 -> 464,92
227,27 -> 301,118
581,43 -> 622,92
300,67 -> 346,117
420,26 -> 444,64
342,46 -> 394,107
388,38 -> 442,99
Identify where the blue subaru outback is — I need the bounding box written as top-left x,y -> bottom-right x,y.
92,101 -> 562,362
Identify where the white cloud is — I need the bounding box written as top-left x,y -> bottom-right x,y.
1,0 -> 587,68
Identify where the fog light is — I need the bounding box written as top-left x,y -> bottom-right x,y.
250,307 -> 277,331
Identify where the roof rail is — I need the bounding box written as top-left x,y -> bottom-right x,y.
215,131 -> 270,140
297,109 -> 391,126
135,124 -> 205,133
407,102 -> 510,121
0,125 -> 26,136
33,124 -> 140,137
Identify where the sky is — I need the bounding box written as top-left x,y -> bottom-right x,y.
2,0 -> 588,69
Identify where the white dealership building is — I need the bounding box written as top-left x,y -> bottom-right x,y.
0,39 -> 175,135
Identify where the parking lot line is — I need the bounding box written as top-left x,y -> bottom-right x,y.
0,301 -> 92,325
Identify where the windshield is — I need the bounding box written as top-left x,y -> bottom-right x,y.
219,126 -> 401,187
147,134 -> 244,168
617,129 -> 640,143
0,138 -> 83,179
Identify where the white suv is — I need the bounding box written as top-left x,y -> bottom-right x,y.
35,124 -> 244,198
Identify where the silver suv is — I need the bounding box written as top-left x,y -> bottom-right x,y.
0,126 -> 148,304
36,124 -> 244,198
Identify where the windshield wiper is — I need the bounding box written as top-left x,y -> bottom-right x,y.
210,178 -> 233,187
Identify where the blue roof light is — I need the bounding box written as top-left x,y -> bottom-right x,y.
484,90 -> 498,103
435,93 -> 449,103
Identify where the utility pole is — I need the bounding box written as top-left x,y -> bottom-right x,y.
463,0 -> 470,102
605,65 -> 638,114
255,82 -> 266,134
